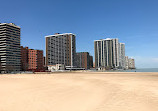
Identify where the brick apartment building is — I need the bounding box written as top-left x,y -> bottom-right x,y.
89,55 -> 93,68
28,49 -> 44,71
21,46 -> 28,71
21,46 -> 44,71
76,52 -> 93,69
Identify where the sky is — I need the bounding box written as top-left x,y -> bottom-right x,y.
0,0 -> 158,68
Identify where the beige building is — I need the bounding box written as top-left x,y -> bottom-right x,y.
125,56 -> 129,69
45,33 -> 76,67
119,43 -> 126,69
128,58 -> 135,69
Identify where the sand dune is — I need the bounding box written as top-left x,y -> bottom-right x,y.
0,72 -> 158,111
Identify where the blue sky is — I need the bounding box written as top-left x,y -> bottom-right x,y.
0,0 -> 158,68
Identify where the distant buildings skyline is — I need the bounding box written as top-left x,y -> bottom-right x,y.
94,38 -> 135,70
0,23 -> 136,72
1,0 -> 158,69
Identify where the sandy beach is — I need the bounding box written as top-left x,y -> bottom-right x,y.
0,72 -> 158,111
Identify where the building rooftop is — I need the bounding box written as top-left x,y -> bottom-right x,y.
45,33 -> 76,38
0,23 -> 20,28
94,38 -> 119,41
76,52 -> 89,53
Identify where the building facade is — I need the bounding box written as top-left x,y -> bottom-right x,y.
94,38 -> 119,69
21,47 -> 44,71
76,52 -> 93,69
45,33 -> 76,67
21,46 -> 28,71
119,43 -> 126,69
0,56 -> 1,73
48,64 -> 65,72
125,56 -> 129,69
28,49 -> 44,71
89,55 -> 93,68
0,23 -> 21,72
128,58 -> 135,69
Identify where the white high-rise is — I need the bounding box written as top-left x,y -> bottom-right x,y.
94,38 -> 119,68
125,56 -> 129,69
119,43 -> 126,69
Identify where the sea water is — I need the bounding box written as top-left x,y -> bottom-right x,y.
92,68 -> 158,72
123,68 -> 158,72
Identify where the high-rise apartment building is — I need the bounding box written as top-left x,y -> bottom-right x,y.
125,56 -> 129,69
0,23 -> 21,72
0,56 -> 1,73
76,52 -> 93,69
119,43 -> 126,69
45,33 -> 76,67
94,38 -> 119,69
128,58 -> 135,69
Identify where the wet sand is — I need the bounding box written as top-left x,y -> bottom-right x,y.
0,72 -> 158,111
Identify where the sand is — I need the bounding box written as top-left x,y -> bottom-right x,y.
0,72 -> 158,111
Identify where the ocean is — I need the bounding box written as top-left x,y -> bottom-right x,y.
92,68 -> 158,72
91,68 -> 158,72
123,68 -> 158,72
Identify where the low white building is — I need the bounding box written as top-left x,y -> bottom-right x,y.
48,64 -> 65,72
